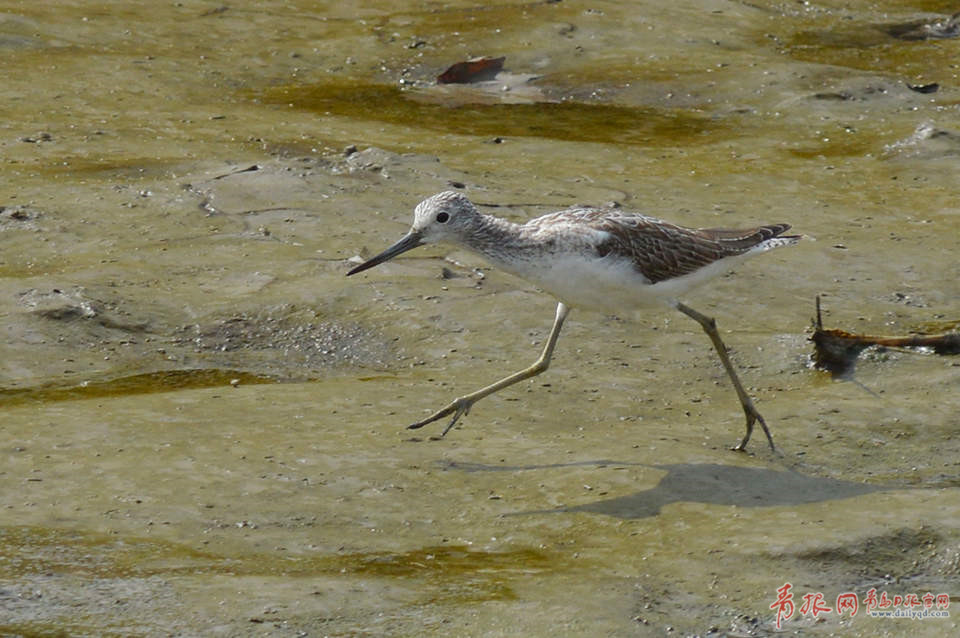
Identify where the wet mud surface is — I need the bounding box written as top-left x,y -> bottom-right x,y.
1,1 -> 959,636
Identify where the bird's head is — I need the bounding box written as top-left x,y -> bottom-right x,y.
346,191 -> 480,276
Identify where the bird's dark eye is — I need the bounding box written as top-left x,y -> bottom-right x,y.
436,212 -> 450,223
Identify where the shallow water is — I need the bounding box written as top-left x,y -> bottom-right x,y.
1,1 -> 958,635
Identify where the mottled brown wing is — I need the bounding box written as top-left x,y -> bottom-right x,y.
699,224 -> 793,249
591,214 -> 791,284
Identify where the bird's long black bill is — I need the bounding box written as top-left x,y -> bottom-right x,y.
346,231 -> 423,276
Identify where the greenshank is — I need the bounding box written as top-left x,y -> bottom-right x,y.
348,191 -> 798,451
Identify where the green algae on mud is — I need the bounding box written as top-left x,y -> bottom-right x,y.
257,81 -> 739,147
0,524 -> 553,603
0,369 -> 277,407
770,11 -> 960,80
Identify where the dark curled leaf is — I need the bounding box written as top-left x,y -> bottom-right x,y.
437,57 -> 506,84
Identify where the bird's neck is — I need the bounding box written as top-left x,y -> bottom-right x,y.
461,214 -> 528,260
455,214 -> 549,277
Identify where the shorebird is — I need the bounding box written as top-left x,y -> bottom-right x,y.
347,191 -> 799,451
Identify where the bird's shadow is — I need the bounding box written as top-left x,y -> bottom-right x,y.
439,460 -> 891,519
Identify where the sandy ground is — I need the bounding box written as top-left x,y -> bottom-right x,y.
1,1 -> 959,636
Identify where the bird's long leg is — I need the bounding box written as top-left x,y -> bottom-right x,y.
408,302 -> 570,436
675,302 -> 776,452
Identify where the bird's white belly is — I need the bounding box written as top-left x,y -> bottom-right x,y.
503,254 -> 668,312
497,251 -> 754,313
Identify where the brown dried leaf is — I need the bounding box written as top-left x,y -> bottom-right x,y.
437,56 -> 506,84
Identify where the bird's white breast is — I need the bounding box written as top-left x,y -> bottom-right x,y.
499,252 -> 667,313
489,244 -> 762,314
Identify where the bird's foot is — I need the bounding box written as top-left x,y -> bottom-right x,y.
731,402 -> 776,453
407,396 -> 473,437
